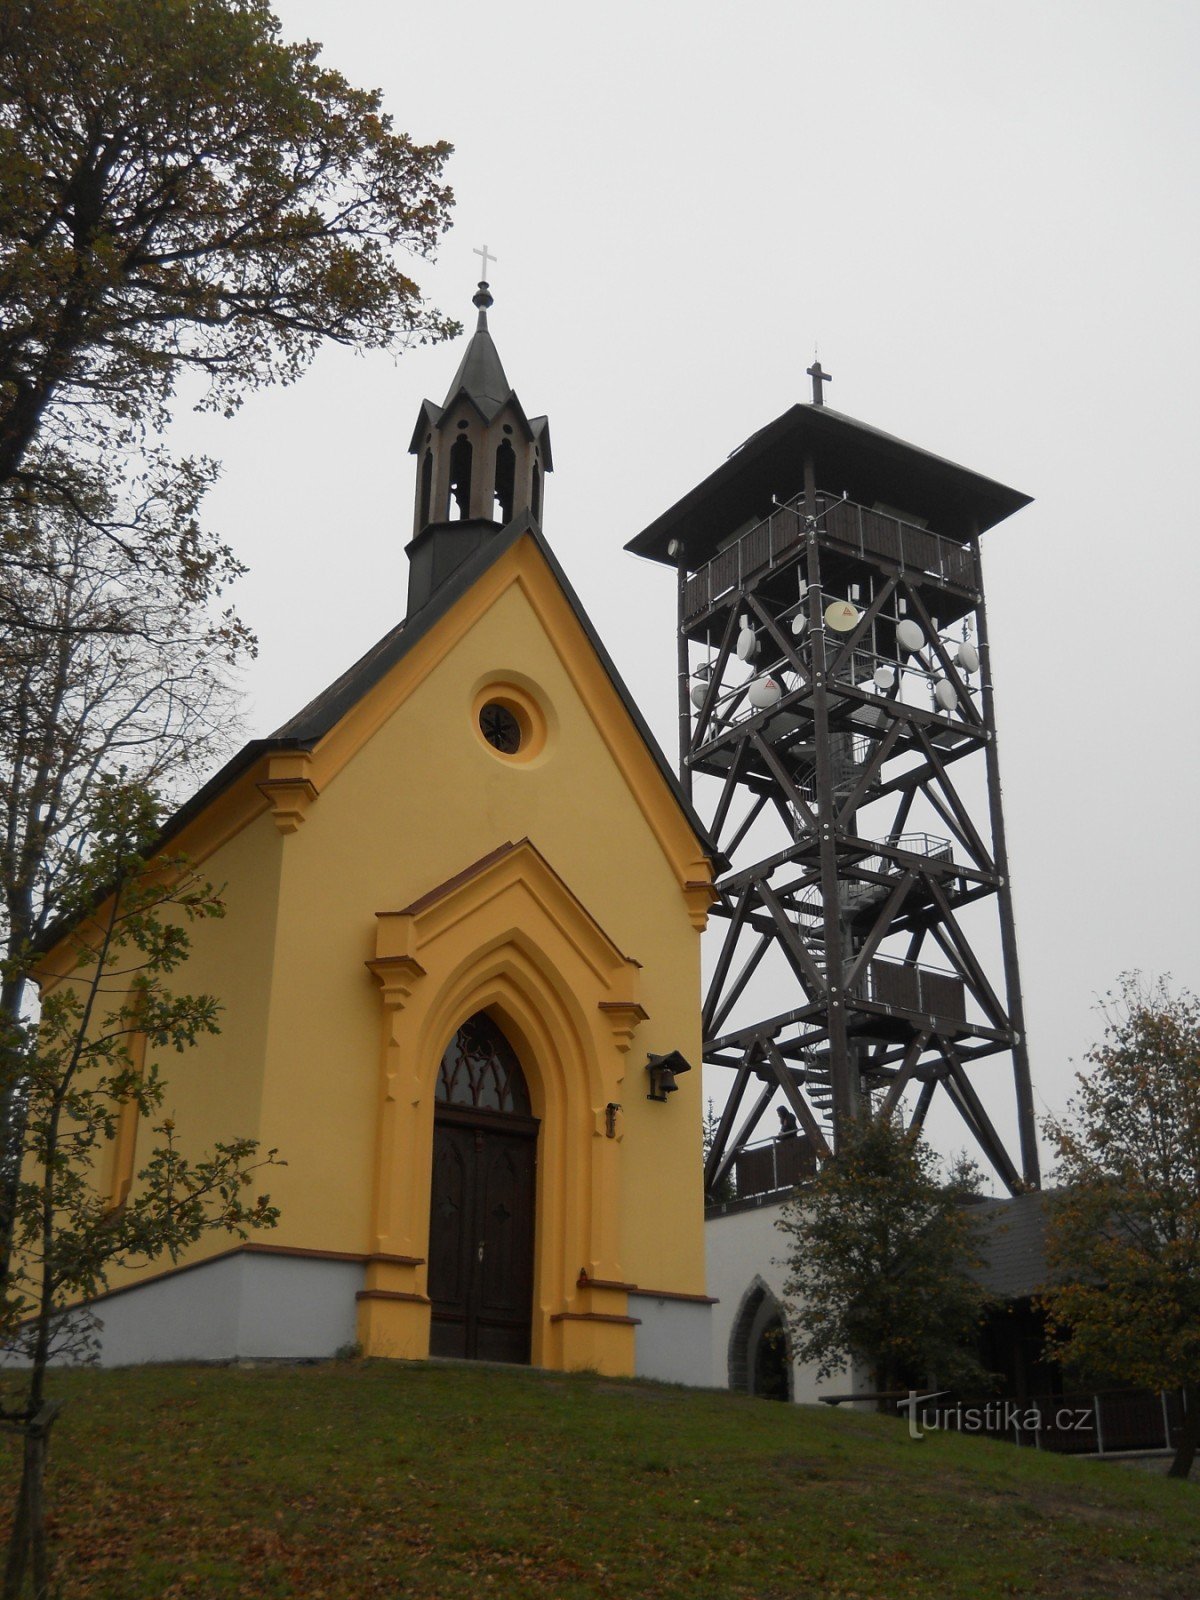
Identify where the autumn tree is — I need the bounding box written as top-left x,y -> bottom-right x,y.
0,782 -> 282,1599
0,0 -> 455,510
1040,974 -> 1200,1480
779,1116 -> 990,1398
0,462 -> 252,1248
0,0 -> 456,1218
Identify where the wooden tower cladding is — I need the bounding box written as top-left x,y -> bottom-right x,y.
626,391 -> 1040,1200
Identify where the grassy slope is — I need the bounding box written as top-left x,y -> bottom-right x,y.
0,1362 -> 1196,1599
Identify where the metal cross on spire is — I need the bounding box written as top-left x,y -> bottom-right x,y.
807,359 -> 832,406
473,243 -> 497,282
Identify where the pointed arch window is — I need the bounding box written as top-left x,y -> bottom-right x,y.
419,448 -> 433,529
531,462 -> 541,522
436,1013 -> 531,1115
494,439 -> 516,524
448,435 -> 473,520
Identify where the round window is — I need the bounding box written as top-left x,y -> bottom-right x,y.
472,679 -> 550,763
479,701 -> 523,754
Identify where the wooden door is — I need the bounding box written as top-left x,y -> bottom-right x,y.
428,1110 -> 537,1363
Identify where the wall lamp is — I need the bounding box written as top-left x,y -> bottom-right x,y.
645,1050 -> 693,1102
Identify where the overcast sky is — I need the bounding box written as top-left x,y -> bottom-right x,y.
171,0 -> 1199,1180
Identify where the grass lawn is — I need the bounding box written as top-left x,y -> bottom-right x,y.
0,1360 -> 1196,1598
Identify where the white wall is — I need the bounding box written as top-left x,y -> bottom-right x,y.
705,1196 -> 865,1405
81,1252 -> 362,1366
630,1294 -> 712,1387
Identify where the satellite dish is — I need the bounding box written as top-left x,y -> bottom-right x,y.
896,619 -> 925,653
824,600 -> 859,633
873,664 -> 896,690
690,682 -> 709,709
736,627 -> 758,661
747,675 -> 782,710
956,641 -> 979,675
791,613 -> 807,637
934,678 -> 958,712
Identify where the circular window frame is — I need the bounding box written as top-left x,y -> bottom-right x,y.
472,678 -> 550,764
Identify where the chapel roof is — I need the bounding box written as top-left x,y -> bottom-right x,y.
142,511 -> 719,868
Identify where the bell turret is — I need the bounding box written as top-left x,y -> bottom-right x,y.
406,282 -> 552,612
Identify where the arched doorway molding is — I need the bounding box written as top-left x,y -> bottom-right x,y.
360,840 -> 647,1371
728,1276 -> 794,1401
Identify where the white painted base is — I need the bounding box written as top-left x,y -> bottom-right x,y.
630,1294 -> 712,1387
63,1253 -> 363,1367
28,1253 -> 719,1387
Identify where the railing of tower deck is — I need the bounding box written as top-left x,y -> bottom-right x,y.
681,493 -> 975,621
729,1130 -> 819,1201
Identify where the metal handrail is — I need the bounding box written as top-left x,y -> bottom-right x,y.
682,489 -> 974,620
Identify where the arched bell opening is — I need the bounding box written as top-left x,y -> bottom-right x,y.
728,1277 -> 793,1401
531,461 -> 542,523
428,1011 -> 539,1364
448,434 -> 473,520
494,438 -> 516,524
418,448 -> 433,531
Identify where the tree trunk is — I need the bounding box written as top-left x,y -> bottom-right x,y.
0,969 -> 29,1276
3,1402 -> 60,1600
1168,1382 -> 1198,1480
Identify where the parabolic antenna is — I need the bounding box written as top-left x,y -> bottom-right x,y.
934,678 -> 958,712
791,612 -> 807,637
736,627 -> 758,661
690,681 -> 709,709
896,618 -> 925,653
873,665 -> 896,690
824,600 -> 860,633
747,675 -> 782,710
956,641 -> 980,675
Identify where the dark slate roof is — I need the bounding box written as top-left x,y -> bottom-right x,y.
152,512 -> 719,865
442,309 -> 511,416
967,1190 -> 1052,1300
625,402 -> 1032,568
406,308 -> 553,469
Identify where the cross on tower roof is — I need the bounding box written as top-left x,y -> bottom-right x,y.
473,243 -> 496,282
807,359 -> 832,406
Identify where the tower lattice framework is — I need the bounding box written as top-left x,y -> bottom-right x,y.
626,400 -> 1041,1200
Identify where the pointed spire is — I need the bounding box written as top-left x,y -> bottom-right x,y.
441,281 -> 512,418
406,275 -> 553,613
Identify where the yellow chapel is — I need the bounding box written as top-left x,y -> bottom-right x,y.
50,282 -> 718,1379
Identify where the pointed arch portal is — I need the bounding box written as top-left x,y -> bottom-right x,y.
729,1277 -> 792,1401
360,839 -> 654,1374
428,1013 -> 538,1363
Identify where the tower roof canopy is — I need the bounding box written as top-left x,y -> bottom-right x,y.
625,403 -> 1031,568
